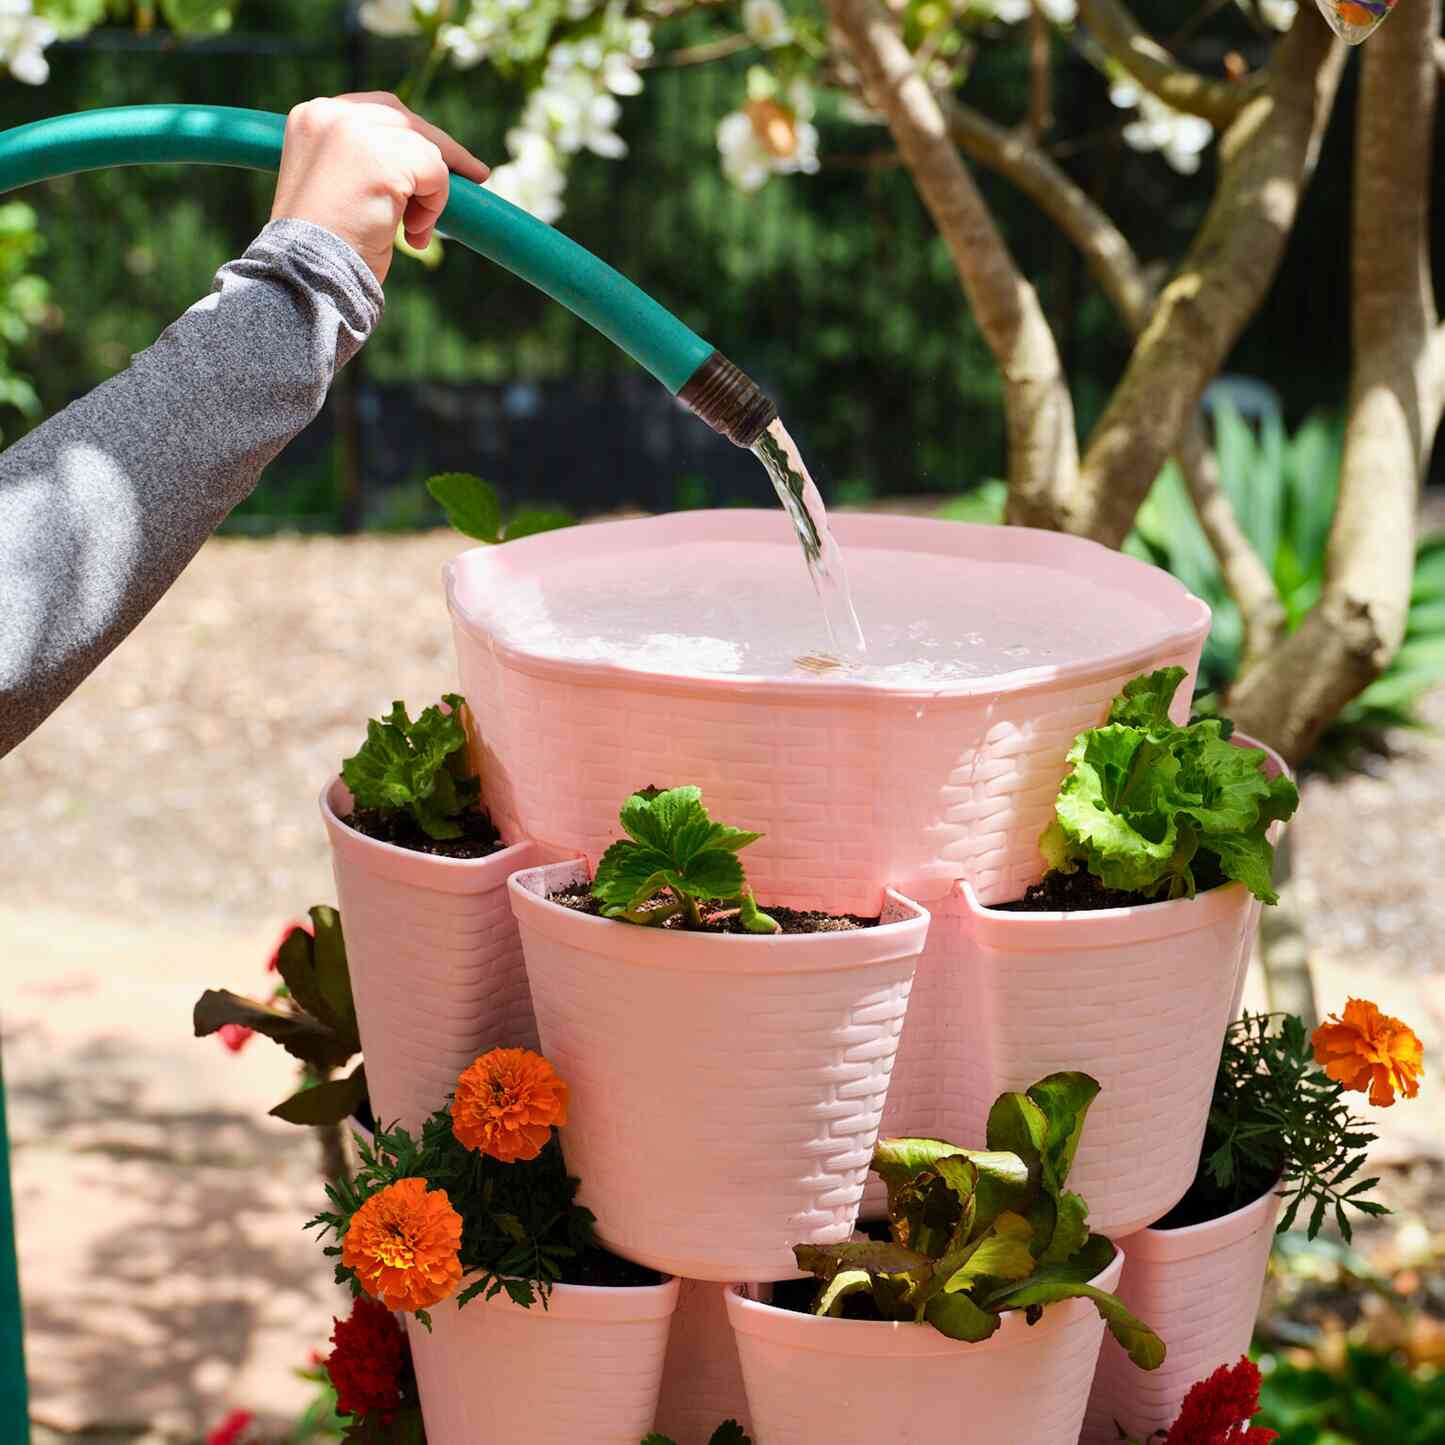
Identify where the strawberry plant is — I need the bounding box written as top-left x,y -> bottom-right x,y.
592,786 -> 779,933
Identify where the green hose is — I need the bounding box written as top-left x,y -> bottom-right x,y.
0,104 -> 717,394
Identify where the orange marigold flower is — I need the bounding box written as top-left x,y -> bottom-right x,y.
341,1178 -> 462,1313
451,1047 -> 569,1163
1312,998 -> 1424,1108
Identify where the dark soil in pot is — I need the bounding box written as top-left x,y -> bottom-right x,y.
996,857 -> 1229,913
547,882 -> 879,934
768,1276 -> 891,1322
345,805 -> 505,860
1149,1154 -> 1281,1230
564,1248 -> 664,1289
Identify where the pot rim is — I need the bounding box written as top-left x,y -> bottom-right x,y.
445,510 -> 1210,704
724,1249 -> 1124,1358
1131,1178 -> 1283,1263
321,777 -> 536,896
508,858 -> 931,975
421,1271 -> 682,1325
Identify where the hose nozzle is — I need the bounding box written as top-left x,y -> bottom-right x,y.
677,350 -> 778,450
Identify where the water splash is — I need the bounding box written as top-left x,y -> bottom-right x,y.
752,417 -> 867,660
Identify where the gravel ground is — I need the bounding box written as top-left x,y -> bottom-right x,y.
2,522 -> 1443,980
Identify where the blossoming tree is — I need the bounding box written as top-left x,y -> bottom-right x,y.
3,0 -> 1440,764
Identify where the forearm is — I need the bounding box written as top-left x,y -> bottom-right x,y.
0,219 -> 383,757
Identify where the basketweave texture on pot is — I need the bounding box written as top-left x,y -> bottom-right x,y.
321,779 -> 540,1134
447,511 -> 1210,917
509,858 -> 929,1282
726,1252 -> 1124,1445
406,1276 -> 680,1445
653,1279 -> 757,1445
1081,1188 -> 1282,1445
944,878 -> 1252,1241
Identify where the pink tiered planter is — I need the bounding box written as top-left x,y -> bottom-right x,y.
509,859 -> 929,1282
727,1252 -> 1124,1444
653,1279 -> 757,1445
1081,1187 -> 1282,1444
447,511 -> 1210,918
320,779 -> 540,1133
408,1276 -> 680,1445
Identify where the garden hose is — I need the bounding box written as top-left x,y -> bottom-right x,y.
0,104 -> 776,447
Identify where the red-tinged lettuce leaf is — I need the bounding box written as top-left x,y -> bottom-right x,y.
924,1290 -> 1001,1342
193,989 -> 355,1072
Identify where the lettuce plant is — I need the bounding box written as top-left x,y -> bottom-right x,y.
592,786 -> 779,933
792,1073 -> 1164,1366
341,693 -> 480,841
1040,668 -> 1300,903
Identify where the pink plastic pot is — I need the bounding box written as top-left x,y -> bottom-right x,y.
945,876 -> 1252,1240
727,1251 -> 1125,1444
448,511 -> 1209,917
653,1279 -> 758,1444
1081,1187 -> 1282,1444
1230,734 -> 1292,1021
862,734 -> 1285,1226
509,859 -> 930,1281
320,778 -> 540,1133
407,1275 -> 680,1445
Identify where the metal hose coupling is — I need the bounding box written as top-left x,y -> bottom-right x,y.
676,350 -> 779,449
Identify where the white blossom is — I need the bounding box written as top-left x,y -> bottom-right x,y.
485,130 -> 567,222
524,71 -> 627,158
0,0 -> 57,85
1257,0 -> 1297,29
1111,79 -> 1214,174
440,14 -> 497,67
357,0 -> 422,37
992,0 -> 1077,23
717,99 -> 819,193
743,0 -> 794,48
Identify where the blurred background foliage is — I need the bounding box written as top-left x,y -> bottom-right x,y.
2,0 -> 1441,528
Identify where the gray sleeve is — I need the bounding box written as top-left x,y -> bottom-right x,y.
0,218 -> 385,757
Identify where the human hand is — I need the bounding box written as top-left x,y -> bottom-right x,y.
270,92 -> 490,285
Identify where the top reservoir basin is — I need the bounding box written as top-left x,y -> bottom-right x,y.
446,510 -> 1210,914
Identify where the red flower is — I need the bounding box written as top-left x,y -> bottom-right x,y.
1163,1357 -> 1278,1444
217,1023 -> 254,1054
267,917 -> 314,973
325,1295 -> 409,1422
205,1409 -> 255,1445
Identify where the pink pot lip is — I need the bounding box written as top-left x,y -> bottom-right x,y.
508,858 -> 931,975
444,509 -> 1210,704
724,1249 -> 1124,1357
320,777 -> 535,895
421,1272 -> 682,1325
1130,1179 -> 1284,1263
957,875 -> 1253,947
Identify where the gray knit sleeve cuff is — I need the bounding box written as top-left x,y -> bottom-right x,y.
239,218 -> 386,364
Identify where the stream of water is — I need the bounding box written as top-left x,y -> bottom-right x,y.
752,417 -> 867,663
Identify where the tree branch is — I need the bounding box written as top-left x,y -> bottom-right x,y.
1059,14 -> 1344,546
1175,415 -> 1288,669
1229,0 -> 1443,762
940,98 -> 1285,654
1076,0 -> 1266,126
826,0 -> 1080,508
